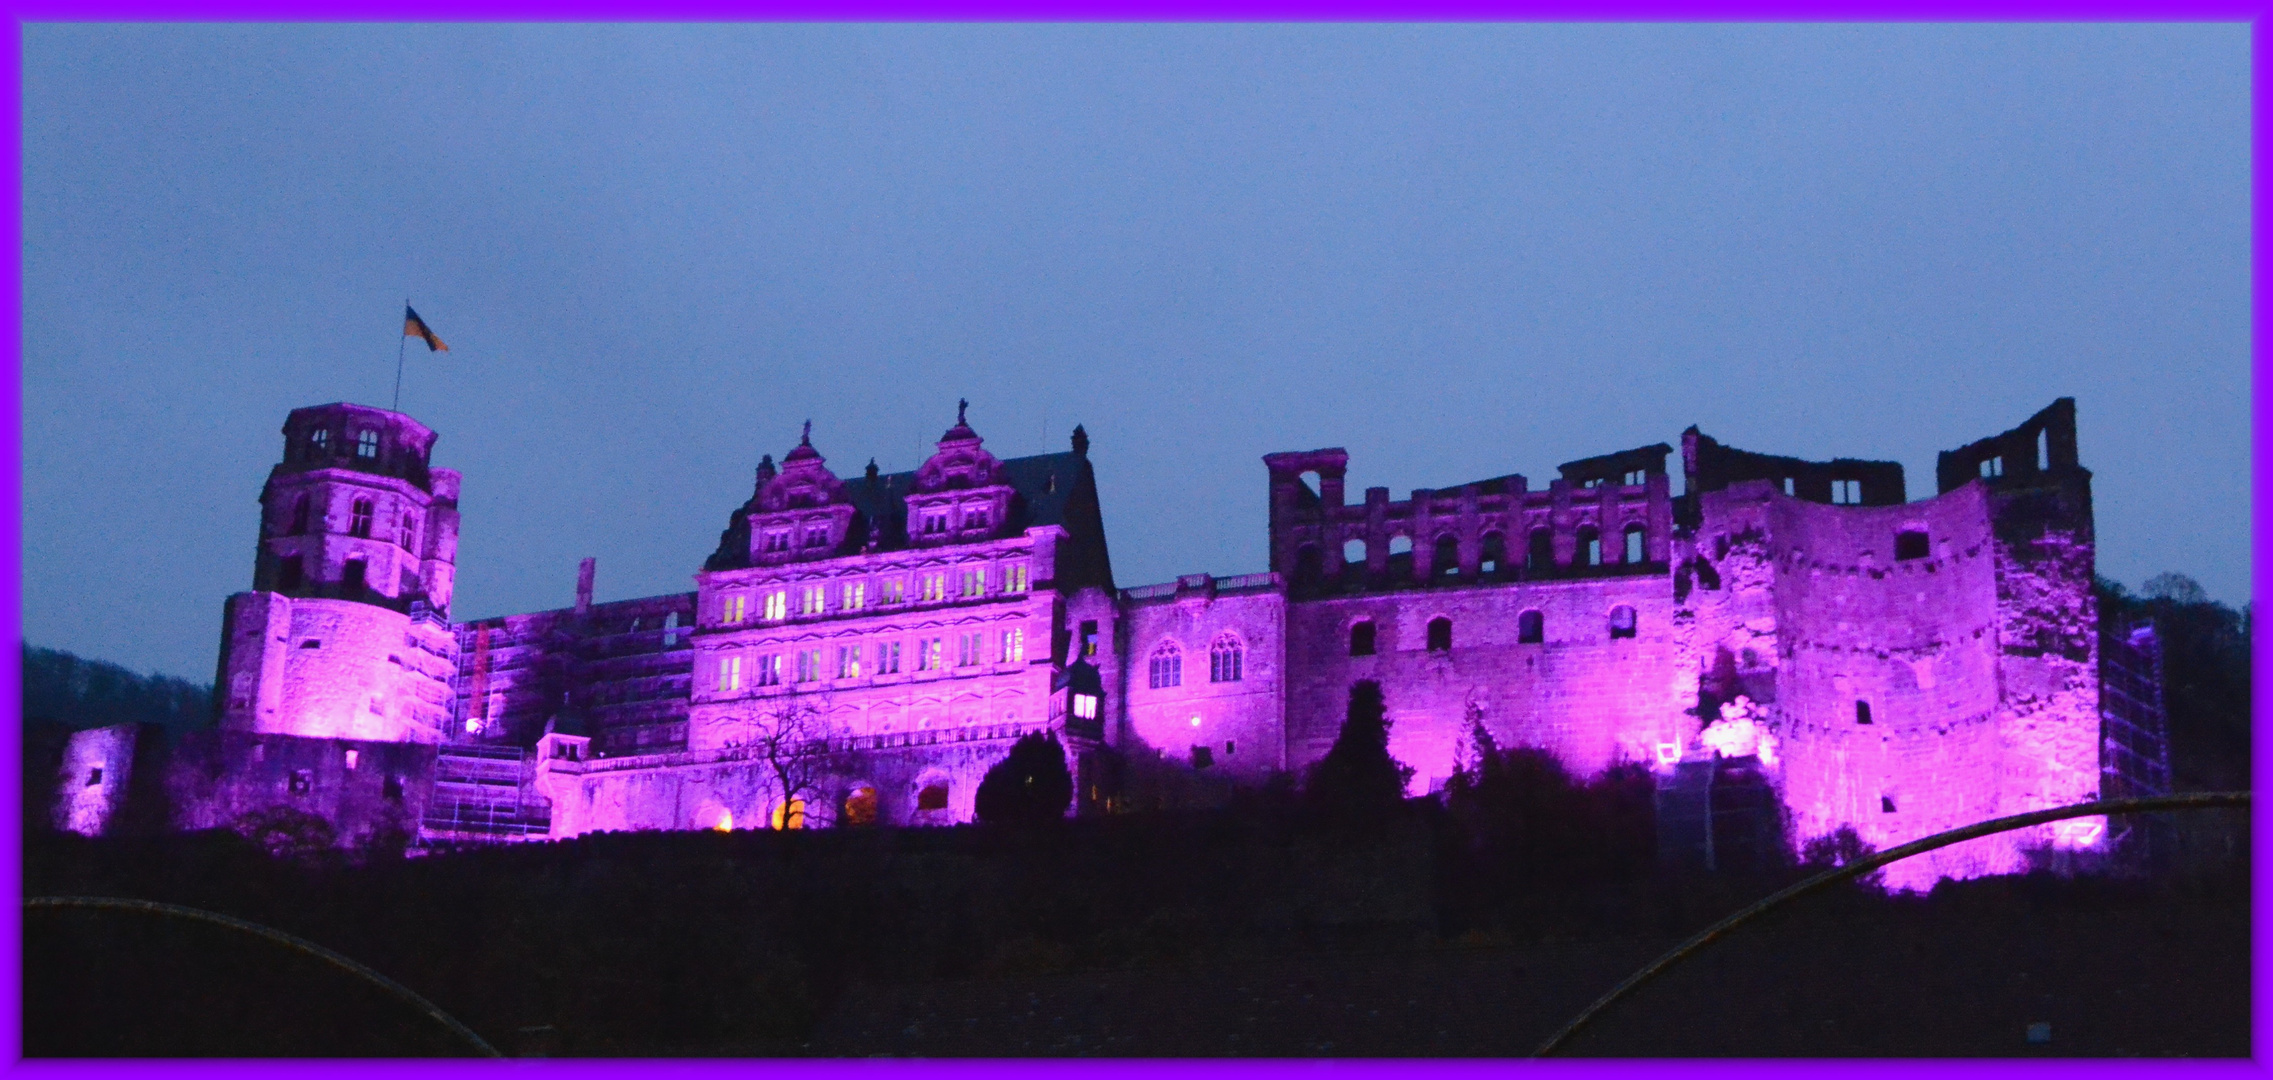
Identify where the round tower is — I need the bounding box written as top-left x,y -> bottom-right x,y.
215,403 -> 460,743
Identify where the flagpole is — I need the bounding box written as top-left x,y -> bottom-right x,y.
393,301 -> 407,412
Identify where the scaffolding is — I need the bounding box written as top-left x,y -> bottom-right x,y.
2099,618 -> 2173,866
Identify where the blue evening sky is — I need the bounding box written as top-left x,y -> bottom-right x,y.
22,23 -> 2249,682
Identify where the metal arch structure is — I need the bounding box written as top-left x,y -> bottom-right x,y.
24,895 -> 504,1058
1533,791 -> 2251,1057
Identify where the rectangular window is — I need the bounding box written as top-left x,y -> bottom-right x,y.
1080,619 -> 1099,657
763,529 -> 790,553
958,632 -> 982,667
1833,479 -> 1863,505
960,567 -> 986,598
838,644 -> 862,679
722,595 -> 747,624
400,514 -> 419,550
917,638 -> 942,671
797,649 -> 822,683
880,577 -> 905,604
1781,477 -> 1795,496
922,511 -> 947,535
344,749 -> 359,770
1004,563 -> 1029,593
717,655 -> 744,692
1001,627 -> 1024,664
842,581 -> 866,611
1979,456 -> 2004,479
964,505 -> 989,529
880,641 -> 902,674
756,654 -> 782,686
355,429 -> 380,459
804,525 -> 831,549
800,584 -> 826,616
921,573 -> 946,602
763,591 -> 788,621
349,498 -> 375,538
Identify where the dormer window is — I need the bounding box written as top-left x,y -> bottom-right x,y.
922,511 -> 948,535
964,505 -> 990,529
355,430 -> 380,459
1004,563 -> 1029,593
763,529 -> 791,554
762,591 -> 787,621
803,525 -> 830,549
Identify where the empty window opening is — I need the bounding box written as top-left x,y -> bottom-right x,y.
1832,479 -> 1863,505
1579,527 -> 1602,567
1608,606 -> 1637,640
1781,477 -> 1795,496
843,786 -> 879,826
1293,545 -> 1323,584
1895,530 -> 1930,561
1979,456 -> 2004,479
1191,745 -> 1214,769
1528,529 -> 1555,571
1426,616 -> 1453,652
1149,642 -> 1183,689
2036,429 -> 2049,472
343,559 -> 368,594
299,639 -> 322,649
1349,621 -> 1377,656
1623,469 -> 1648,486
1435,535 -> 1461,576
1881,796 -> 1897,813
1209,635 -> 1244,683
1519,610 -> 1544,644
1388,535 -> 1413,556
1343,538 -> 1368,566
916,783 -> 949,812
1856,700 -> 1873,725
309,428 -> 330,457
1080,619 -> 1099,657
349,497 -> 375,538
1624,524 -> 1646,564
1225,741 -> 1235,756
1479,533 -> 1506,575
277,556 -> 305,592
355,429 -> 380,459
289,770 -> 312,795
1299,470 -> 1322,498
85,768 -> 102,787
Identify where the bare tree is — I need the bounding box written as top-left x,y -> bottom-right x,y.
719,686 -> 837,829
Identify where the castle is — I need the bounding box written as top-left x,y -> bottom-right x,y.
57,397 -> 2172,891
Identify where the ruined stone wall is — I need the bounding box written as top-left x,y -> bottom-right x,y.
1284,576 -> 1679,794
165,730 -> 437,847
1117,576 -> 1287,783
1762,482 -> 2010,890
54,724 -> 138,836
456,593 -> 697,754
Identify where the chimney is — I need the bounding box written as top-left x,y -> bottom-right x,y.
575,558 -> 595,616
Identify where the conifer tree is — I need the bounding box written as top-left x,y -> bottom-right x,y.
1305,679 -> 1413,818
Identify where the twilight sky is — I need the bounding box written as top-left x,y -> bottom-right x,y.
22,23 -> 2249,683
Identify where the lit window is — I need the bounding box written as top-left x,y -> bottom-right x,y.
797,649 -> 822,683
1000,627 -> 1024,664
838,644 -> 862,679
961,567 -> 986,598
349,498 -> 375,538
344,749 -> 358,770
879,641 -> 902,674
722,595 -> 747,624
958,632 -> 982,667
763,529 -> 791,554
1209,635 -> 1244,683
1149,642 -> 1183,689
1005,563 -> 1029,593
717,655 -> 744,693
1833,479 -> 1863,505
355,430 -> 379,459
800,584 -> 826,616
843,581 -> 866,611
1072,693 -> 1098,720
917,638 -> 942,671
881,577 -> 906,604
763,591 -> 788,621
772,798 -> 807,830
756,654 -> 782,687
921,573 -> 946,602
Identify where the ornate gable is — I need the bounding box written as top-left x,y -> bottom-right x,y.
747,423 -> 858,564
907,401 -> 1015,547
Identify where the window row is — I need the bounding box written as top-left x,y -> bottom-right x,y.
916,501 -> 995,535
1145,635 -> 1245,689
300,427 -> 385,461
277,494 -> 423,551
1308,523 -> 1654,582
1344,606 -> 1639,655
715,563 -> 1030,625
712,628 -> 1027,692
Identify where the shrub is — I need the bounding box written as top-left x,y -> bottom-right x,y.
975,732 -> 1073,826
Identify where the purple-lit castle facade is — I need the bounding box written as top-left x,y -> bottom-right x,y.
65,397 -> 2151,891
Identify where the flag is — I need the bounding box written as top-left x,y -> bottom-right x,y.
403,306 -> 449,352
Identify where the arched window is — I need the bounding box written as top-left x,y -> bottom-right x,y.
1479,533 -> 1507,577
401,513 -> 419,550
1578,526 -> 1602,567
842,785 -> 879,826
349,497 -> 375,538
1895,529 -> 1929,561
1343,538 -> 1367,566
289,494 -> 310,535
1434,535 -> 1461,577
1519,610 -> 1544,644
1426,616 -> 1452,652
1349,620 -> 1376,656
1388,535 -> 1413,556
1528,528 -> 1555,571
916,781 -> 950,812
1148,641 -> 1183,689
1293,544 -> 1323,585
1209,634 -> 1244,683
771,798 -> 807,830
1623,524 -> 1646,564
308,428 -> 330,458
355,429 -> 380,459
1609,605 -> 1637,639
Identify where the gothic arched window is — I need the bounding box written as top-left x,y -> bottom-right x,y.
1434,535 -> 1461,577
349,497 -> 375,538
1528,528 -> 1555,571
1480,532 -> 1507,577
1148,641 -> 1183,689
1209,634 -> 1244,683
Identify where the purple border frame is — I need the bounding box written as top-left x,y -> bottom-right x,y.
1,12 -> 2263,1076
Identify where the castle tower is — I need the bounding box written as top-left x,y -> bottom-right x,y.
213,403 -> 461,743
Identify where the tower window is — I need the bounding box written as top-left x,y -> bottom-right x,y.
1579,527 -> 1602,567
289,494 -> 310,535
277,556 -> 304,592
401,513 -> 419,550
1856,700 -> 1873,725
1895,530 -> 1930,561
1979,456 -> 2004,479
1519,610 -> 1544,644
1781,477 -> 1795,496
342,559 -> 367,594
1343,538 -> 1367,566
1209,634 -> 1244,682
1833,479 -> 1863,505
309,428 -> 330,457
1426,617 -> 1452,652
355,429 -> 380,459
1881,795 -> 1897,813
1149,641 -> 1183,689
1349,620 -> 1376,656
1080,620 -> 1099,657
1624,525 -> 1646,564
349,498 -> 375,538
85,768 -> 101,787
2036,429 -> 2050,472
1608,606 -> 1637,640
